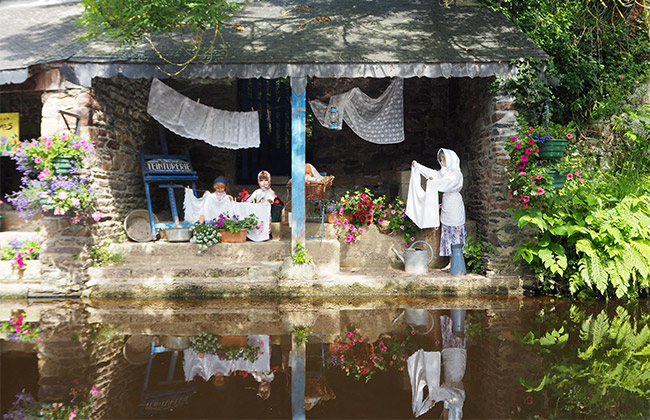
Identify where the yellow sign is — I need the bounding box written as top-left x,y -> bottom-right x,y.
0,112 -> 20,156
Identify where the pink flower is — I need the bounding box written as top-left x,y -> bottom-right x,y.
538,188 -> 545,195
359,337 -> 364,343
90,385 -> 101,397
518,171 -> 526,176
536,175 -> 543,180
71,197 -> 80,206
515,142 -> 522,149
528,126 -> 534,131
37,168 -> 50,180
525,148 -> 532,155
534,148 -> 540,153
69,409 -> 77,419
530,175 -> 535,181
520,155 -> 528,162
58,191 -> 68,200
339,208 -> 344,216
518,162 -> 526,170
391,210 -> 396,215
344,345 -> 349,350
566,173 -> 574,180
575,170 -> 580,176
566,133 -> 574,139
34,157 -> 42,164
342,219 -> 349,226
510,137 -> 517,142
522,196 -> 530,203
345,234 -> 352,243
527,139 -> 534,145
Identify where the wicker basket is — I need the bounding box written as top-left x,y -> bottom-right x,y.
286,175 -> 335,201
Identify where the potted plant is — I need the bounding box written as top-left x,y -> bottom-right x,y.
375,196 -> 421,245
189,332 -> 221,357
211,212 -> 260,243
5,133 -> 102,224
528,122 -> 575,160
190,223 -> 222,252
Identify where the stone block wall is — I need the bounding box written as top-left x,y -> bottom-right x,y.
454,78 -> 524,276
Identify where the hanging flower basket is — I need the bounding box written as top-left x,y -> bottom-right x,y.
547,170 -> 567,189
52,156 -> 74,175
538,138 -> 568,160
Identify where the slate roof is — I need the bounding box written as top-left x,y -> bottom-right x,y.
0,0 -> 548,85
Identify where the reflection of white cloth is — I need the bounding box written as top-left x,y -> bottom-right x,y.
147,78 -> 260,149
407,315 -> 467,420
183,188 -> 270,241
183,335 -> 272,382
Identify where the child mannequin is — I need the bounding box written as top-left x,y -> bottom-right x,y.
199,176 -> 232,223
247,170 -> 275,203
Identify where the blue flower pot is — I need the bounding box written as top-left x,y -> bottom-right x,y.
538,139 -> 568,160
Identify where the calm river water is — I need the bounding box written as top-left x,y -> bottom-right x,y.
1,296 -> 649,419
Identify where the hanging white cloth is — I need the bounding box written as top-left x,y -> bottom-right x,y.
406,162 -> 440,229
406,149 -> 465,229
183,335 -> 272,382
147,78 -> 260,149
183,188 -> 270,241
309,78 -> 404,144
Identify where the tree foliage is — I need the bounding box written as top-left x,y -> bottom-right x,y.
484,0 -> 650,125
76,0 -> 244,72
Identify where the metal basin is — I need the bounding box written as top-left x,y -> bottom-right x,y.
165,227 -> 192,242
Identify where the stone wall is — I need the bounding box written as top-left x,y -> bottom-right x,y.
454,78 -> 524,276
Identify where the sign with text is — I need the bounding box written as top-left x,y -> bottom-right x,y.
0,113 -> 19,156
145,158 -> 192,173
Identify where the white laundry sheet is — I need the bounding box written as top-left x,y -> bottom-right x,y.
406,163 -> 441,229
407,347 -> 466,419
147,78 -> 260,150
183,335 -> 272,382
183,188 -> 270,241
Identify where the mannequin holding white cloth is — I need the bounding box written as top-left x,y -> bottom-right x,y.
406,148 -> 467,271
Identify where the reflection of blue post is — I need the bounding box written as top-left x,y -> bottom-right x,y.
291,337 -> 306,420
290,77 -> 307,250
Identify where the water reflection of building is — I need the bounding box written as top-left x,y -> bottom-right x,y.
1,299 -> 539,419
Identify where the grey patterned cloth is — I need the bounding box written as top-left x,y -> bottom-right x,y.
309,78 -> 404,144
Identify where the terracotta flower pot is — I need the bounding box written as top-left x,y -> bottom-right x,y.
219,229 -> 247,243
328,213 -> 351,224
220,335 -> 248,347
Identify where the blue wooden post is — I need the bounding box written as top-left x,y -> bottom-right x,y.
290,77 -> 307,250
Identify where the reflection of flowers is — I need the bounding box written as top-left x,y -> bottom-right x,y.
189,332 -> 260,362
0,312 -> 39,347
329,328 -> 437,382
4,382 -> 101,420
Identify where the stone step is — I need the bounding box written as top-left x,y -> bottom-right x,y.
86,274 -> 279,298
87,261 -> 282,281
113,239 -> 340,273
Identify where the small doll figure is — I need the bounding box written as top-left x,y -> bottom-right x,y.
247,170 -> 275,203
199,176 -> 232,223
305,163 -> 324,182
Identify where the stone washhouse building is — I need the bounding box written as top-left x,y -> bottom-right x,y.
0,0 -> 548,289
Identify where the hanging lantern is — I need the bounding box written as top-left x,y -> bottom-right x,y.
328,106 -> 340,129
